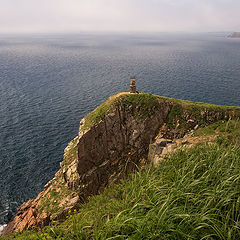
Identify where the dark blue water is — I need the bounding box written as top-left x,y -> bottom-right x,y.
0,33 -> 240,225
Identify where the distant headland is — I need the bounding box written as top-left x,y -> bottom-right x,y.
228,32 -> 240,38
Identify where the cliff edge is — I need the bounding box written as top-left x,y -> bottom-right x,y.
2,92 -> 240,236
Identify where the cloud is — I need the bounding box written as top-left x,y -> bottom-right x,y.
0,0 -> 239,33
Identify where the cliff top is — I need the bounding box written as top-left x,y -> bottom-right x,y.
81,92 -> 240,131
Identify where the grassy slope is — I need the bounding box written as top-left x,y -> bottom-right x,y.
3,119 -> 240,240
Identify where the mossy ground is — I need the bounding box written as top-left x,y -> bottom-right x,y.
2,119 -> 240,240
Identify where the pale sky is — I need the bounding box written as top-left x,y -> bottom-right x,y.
0,0 -> 239,33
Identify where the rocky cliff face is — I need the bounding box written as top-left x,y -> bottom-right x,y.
2,92 -> 239,236
64,95 -> 171,199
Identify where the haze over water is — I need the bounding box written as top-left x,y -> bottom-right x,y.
0,32 -> 240,225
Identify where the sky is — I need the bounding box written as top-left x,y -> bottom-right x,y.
0,0 -> 239,33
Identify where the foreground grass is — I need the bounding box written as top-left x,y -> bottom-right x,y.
3,140 -> 240,240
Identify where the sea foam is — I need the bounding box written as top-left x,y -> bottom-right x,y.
0,224 -> 6,235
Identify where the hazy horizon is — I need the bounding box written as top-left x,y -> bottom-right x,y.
0,0 -> 239,34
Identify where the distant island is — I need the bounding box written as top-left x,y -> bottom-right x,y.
228,32 -> 240,38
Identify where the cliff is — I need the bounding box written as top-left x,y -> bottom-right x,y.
2,92 -> 240,236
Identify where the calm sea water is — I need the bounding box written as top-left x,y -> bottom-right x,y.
0,33 -> 240,226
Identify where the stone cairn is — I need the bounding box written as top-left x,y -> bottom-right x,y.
130,76 -> 136,93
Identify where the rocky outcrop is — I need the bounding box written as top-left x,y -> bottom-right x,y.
2,92 -> 239,236
149,134 -> 217,165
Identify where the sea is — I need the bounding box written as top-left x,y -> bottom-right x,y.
0,32 -> 240,230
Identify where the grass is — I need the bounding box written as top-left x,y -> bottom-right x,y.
194,119 -> 240,146
81,92 -> 163,131
3,136 -> 240,239
166,103 -> 184,128
119,92 -> 162,119
81,92 -> 240,134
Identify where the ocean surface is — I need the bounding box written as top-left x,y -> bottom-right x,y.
0,32 -> 240,227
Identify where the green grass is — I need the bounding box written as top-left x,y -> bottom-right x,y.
81,100 -> 115,131
166,103 -> 184,128
194,120 -> 240,136
4,139 -> 240,239
194,119 -> 240,146
81,92 -> 163,131
119,92 -> 162,119
81,92 -> 240,133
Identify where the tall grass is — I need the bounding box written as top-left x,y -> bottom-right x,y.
3,143 -> 240,240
